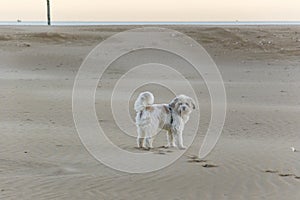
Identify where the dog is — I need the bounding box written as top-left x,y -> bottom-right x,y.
134,91 -> 195,150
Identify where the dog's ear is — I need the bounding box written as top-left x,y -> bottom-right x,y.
169,97 -> 178,108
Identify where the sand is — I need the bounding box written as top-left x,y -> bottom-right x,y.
0,25 -> 300,199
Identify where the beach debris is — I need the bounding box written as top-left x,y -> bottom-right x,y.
290,147 -> 296,152
258,40 -> 272,45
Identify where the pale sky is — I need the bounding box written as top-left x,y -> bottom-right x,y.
0,0 -> 300,21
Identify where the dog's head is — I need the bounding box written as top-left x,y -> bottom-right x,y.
169,95 -> 196,117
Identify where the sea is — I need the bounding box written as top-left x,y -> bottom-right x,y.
1,21 -> 300,26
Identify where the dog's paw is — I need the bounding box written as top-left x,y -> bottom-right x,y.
142,147 -> 151,151
143,145 -> 153,149
178,146 -> 187,150
163,144 -> 174,148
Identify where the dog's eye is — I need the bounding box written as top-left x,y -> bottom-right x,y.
178,103 -> 182,106
185,103 -> 190,107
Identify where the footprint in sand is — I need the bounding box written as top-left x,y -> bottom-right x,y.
187,155 -> 207,163
264,169 -> 278,173
186,155 -> 217,167
155,150 -> 166,155
133,147 -> 150,151
278,173 -> 295,177
154,147 -> 174,155
263,169 -> 300,180
202,164 -> 218,168
187,158 -> 207,163
133,147 -> 173,155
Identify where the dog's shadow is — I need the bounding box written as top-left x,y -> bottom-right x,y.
124,146 -> 174,155
153,146 -> 175,155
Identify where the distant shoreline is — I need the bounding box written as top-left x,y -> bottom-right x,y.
1,21 -> 300,26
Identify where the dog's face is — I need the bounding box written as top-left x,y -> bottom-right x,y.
169,95 -> 196,117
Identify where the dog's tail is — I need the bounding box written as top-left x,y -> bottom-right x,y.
134,91 -> 154,112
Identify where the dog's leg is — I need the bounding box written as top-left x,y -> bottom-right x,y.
166,131 -> 176,148
174,130 -> 186,150
177,132 -> 186,150
137,127 -> 145,148
149,136 -> 154,148
170,132 -> 176,147
144,129 -> 153,149
145,137 -> 154,149
166,131 -> 171,147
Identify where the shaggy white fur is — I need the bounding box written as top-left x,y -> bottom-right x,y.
134,91 -> 195,149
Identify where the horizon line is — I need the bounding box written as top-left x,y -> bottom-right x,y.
1,20 -> 300,26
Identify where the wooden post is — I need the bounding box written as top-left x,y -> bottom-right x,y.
47,0 -> 51,25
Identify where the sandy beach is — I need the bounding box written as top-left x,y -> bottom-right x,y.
1,25 -> 300,199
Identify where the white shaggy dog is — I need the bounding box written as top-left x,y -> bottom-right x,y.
134,91 -> 195,150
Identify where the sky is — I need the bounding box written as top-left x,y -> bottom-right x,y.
0,0 -> 299,21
